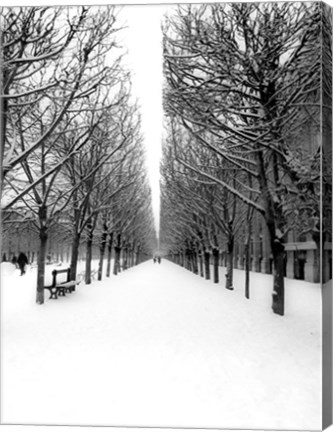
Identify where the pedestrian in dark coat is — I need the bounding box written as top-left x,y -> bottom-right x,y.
17,252 -> 28,275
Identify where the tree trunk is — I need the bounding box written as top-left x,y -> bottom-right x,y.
85,223 -> 93,285
192,249 -> 198,275
244,239 -> 250,299
198,250 -> 204,277
113,247 -> 120,275
225,235 -> 234,290
113,233 -> 122,275
36,226 -> 48,305
178,251 -> 183,267
1,91 -> 8,183
135,245 -> 140,266
212,247 -> 219,283
186,249 -> 191,271
70,232 -> 80,281
127,247 -> 131,269
271,238 -> 285,316
130,245 -> 135,268
98,226 -> 107,281
256,144 -> 285,314
123,244 -> 128,270
204,251 -> 210,280
106,232 -> 113,277
244,218 -> 252,299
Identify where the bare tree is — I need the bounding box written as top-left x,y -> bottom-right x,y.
163,2 -> 321,315
1,6 -> 133,304
1,7 -> 88,181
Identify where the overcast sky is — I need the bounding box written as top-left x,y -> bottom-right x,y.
120,5 -> 169,235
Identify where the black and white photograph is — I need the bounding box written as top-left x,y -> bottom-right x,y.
0,0 -> 332,431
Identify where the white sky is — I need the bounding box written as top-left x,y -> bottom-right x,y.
119,5 -> 168,236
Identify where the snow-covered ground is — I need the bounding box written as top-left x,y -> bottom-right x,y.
0,259 -> 322,430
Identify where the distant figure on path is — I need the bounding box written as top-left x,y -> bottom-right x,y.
157,256 -> 161,264
17,252 -> 28,276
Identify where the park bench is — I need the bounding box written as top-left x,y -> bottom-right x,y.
44,268 -> 81,300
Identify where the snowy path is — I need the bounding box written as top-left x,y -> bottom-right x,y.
1,260 -> 321,429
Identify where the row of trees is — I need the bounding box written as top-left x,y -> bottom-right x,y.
160,2 -> 332,315
1,6 -> 157,304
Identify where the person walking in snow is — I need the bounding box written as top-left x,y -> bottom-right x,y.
17,252 -> 28,276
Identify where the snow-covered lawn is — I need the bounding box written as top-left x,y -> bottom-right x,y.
1,259 -> 322,430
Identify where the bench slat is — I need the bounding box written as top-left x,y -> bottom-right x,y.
55,280 -> 78,288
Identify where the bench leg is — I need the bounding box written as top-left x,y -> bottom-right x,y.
49,289 -> 58,300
